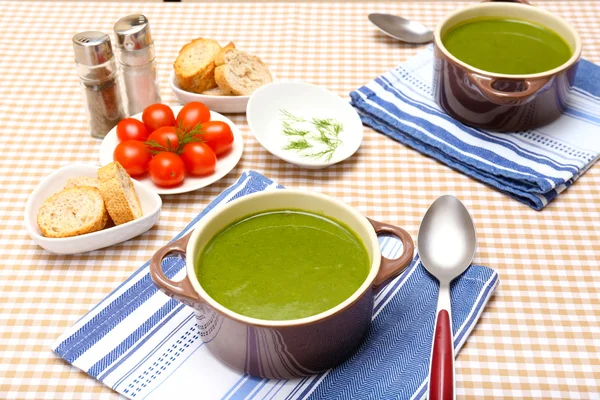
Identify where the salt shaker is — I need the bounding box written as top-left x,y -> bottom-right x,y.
73,31 -> 126,139
114,14 -> 162,116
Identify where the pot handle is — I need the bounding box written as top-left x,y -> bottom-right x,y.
150,232 -> 203,307
467,72 -> 550,106
368,218 -> 415,289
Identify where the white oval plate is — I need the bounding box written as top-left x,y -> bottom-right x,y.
25,164 -> 162,255
246,81 -> 363,169
99,105 -> 244,195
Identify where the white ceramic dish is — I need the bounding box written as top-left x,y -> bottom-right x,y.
99,105 -> 244,195
25,164 -> 162,255
246,82 -> 363,169
171,71 -> 275,114
170,72 -> 249,114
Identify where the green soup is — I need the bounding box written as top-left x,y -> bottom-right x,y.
442,17 -> 571,75
195,210 -> 370,321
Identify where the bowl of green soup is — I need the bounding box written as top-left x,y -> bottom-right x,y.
434,1 -> 582,131
150,190 -> 414,378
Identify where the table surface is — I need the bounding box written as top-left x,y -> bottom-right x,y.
1,1 -> 599,399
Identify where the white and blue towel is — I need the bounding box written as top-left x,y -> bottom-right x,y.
52,171 -> 499,400
350,46 -> 600,210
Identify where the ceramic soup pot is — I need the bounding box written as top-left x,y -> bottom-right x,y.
433,1 -> 582,131
150,190 -> 414,379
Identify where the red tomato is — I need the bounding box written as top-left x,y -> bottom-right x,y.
180,142 -> 216,176
199,121 -> 234,156
116,118 -> 149,142
113,140 -> 152,176
142,104 -> 175,133
176,102 -> 210,132
148,152 -> 185,187
146,126 -> 179,152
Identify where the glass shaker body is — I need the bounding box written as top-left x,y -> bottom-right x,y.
75,58 -> 126,139
118,44 -> 162,116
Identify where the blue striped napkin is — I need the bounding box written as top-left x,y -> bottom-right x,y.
52,171 -> 499,400
350,46 -> 600,210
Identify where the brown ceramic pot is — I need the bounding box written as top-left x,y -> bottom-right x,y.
150,190 -> 414,379
433,1 -> 582,131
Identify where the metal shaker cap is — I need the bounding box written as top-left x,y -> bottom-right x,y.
72,31 -> 113,65
114,14 -> 152,51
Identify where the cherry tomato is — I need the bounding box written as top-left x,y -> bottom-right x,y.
116,118 -> 149,142
148,152 -> 186,187
199,121 -> 234,156
180,142 -> 216,176
146,126 -> 179,152
176,102 -> 210,132
113,140 -> 152,176
142,104 -> 175,133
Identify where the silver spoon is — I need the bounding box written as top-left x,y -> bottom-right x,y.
368,13 -> 434,44
417,195 -> 477,400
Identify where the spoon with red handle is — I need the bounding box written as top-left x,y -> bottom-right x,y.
417,195 -> 478,399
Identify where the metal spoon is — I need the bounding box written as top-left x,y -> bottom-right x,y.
417,195 -> 477,400
368,13 -> 434,44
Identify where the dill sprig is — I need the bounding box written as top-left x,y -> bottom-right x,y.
283,139 -> 312,151
280,109 -> 306,123
282,120 -> 310,136
278,109 -> 344,162
306,149 -> 336,162
144,121 -> 203,155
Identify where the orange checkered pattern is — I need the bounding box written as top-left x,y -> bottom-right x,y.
0,1 -> 598,399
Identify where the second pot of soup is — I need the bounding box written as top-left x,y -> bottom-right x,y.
433,2 -> 581,131
150,190 -> 414,378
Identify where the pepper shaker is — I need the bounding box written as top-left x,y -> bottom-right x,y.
73,31 -> 126,139
114,14 -> 162,116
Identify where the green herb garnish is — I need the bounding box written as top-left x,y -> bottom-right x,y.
283,139 -> 312,151
279,110 -> 344,162
280,109 -> 306,123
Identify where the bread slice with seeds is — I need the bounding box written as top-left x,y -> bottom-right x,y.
37,187 -> 108,238
98,162 -> 142,225
214,51 -> 272,96
173,38 -> 222,94
214,42 -> 237,66
202,87 -> 226,96
64,176 -> 100,190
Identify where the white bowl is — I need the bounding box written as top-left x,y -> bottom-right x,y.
99,106 -> 244,195
246,82 -> 364,169
170,71 -> 249,114
25,164 -> 162,255
170,70 -> 277,114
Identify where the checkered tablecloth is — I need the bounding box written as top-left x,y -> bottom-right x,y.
0,1 -> 598,399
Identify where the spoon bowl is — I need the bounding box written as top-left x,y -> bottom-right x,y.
417,195 -> 477,400
368,13 -> 434,44
418,195 -> 477,282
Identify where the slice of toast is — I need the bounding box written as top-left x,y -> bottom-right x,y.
214,51 -> 272,96
64,176 -> 114,228
37,187 -> 108,238
98,162 -> 143,225
174,38 -> 222,94
202,87 -> 226,96
64,176 -> 100,190
214,42 -> 236,66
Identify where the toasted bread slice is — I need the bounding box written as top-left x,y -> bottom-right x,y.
64,176 -> 115,228
37,187 -> 108,238
214,52 -> 272,96
98,162 -> 142,225
64,176 -> 100,190
202,87 -> 226,96
215,42 -> 236,66
174,38 -> 222,94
